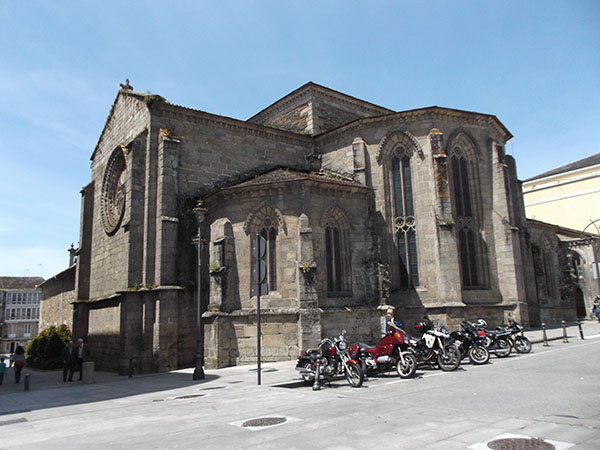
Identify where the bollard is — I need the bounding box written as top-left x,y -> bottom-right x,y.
577,320 -> 584,340
562,320 -> 569,343
542,323 -> 549,346
361,357 -> 368,382
128,358 -> 134,378
24,373 -> 30,391
312,360 -> 321,391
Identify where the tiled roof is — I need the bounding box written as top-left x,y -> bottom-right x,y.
0,277 -> 44,290
525,153 -> 600,181
221,168 -> 364,190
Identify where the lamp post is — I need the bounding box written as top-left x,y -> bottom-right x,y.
193,200 -> 208,380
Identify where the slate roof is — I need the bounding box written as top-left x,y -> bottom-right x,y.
0,277 -> 45,290
525,153 -> 600,182
219,168 -> 366,191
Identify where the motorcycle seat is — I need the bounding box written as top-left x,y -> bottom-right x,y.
358,343 -> 376,351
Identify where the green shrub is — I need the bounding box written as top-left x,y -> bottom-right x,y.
26,325 -> 73,370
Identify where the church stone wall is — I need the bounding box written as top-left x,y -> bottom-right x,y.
40,267 -> 76,329
87,94 -> 150,300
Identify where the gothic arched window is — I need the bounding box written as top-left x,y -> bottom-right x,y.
323,207 -> 352,296
392,154 -> 419,287
245,203 -> 286,294
449,138 -> 489,288
259,219 -> 277,291
542,238 -> 556,298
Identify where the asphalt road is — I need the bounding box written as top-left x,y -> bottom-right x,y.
1,328 -> 599,449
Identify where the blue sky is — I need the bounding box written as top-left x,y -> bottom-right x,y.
1,1 -> 599,278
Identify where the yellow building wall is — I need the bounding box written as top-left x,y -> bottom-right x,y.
523,165 -> 600,233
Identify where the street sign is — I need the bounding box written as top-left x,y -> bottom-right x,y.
251,235 -> 268,298
252,261 -> 267,283
252,235 -> 266,260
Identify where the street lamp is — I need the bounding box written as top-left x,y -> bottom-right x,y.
193,200 -> 208,380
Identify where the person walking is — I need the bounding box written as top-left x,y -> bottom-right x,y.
593,296 -> 600,322
13,346 -> 25,384
62,341 -> 76,382
76,338 -> 89,381
0,357 -> 6,385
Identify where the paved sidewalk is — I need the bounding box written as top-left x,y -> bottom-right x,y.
0,320 -> 598,449
1,319 -> 597,400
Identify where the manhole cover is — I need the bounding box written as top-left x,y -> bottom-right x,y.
487,438 -> 555,450
242,417 -> 287,428
174,393 -> 206,400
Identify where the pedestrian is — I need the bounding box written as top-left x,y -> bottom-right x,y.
593,296 -> 600,322
76,338 -> 89,381
62,341 -> 76,382
9,353 -> 14,368
385,307 -> 402,334
0,357 -> 5,385
13,346 -> 25,384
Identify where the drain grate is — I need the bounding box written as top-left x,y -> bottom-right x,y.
173,393 -> 206,400
242,417 -> 287,428
200,386 -> 225,391
487,438 -> 555,450
0,418 -> 28,426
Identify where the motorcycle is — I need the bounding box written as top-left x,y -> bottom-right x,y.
408,318 -> 461,371
475,319 -> 513,357
296,330 -> 364,389
450,320 -> 490,365
349,322 -> 417,379
501,319 -> 532,354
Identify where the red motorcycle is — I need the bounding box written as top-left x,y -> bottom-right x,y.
349,324 -> 417,379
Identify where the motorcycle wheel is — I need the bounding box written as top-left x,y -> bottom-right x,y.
396,353 -> 417,378
345,361 -> 364,388
494,339 -> 512,358
514,336 -> 532,354
300,362 -> 314,385
437,346 -> 461,371
468,345 -> 490,365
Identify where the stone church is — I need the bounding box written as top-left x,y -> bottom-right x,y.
47,81 -> 545,374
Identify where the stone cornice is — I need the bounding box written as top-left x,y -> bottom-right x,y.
155,101 -> 313,146
315,107 -> 512,146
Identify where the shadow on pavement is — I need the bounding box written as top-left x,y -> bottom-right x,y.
0,368 -> 222,415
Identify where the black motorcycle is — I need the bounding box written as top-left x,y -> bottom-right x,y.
450,320 -> 490,365
296,330 -> 364,389
406,318 -> 461,371
475,319 -> 512,358
502,319 -> 532,354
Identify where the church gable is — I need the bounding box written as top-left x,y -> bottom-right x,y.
248,82 -> 393,135
91,90 -> 152,164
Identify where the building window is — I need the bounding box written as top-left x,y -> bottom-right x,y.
324,207 -> 352,296
542,238 -> 557,298
326,225 -> 342,292
449,142 -> 488,288
8,324 -> 15,337
257,219 -> 277,292
392,154 -> 419,287
26,308 -> 31,320
24,324 -> 32,337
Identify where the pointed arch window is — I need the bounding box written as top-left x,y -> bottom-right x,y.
542,238 -> 556,298
449,143 -> 488,288
324,208 -> 352,296
259,218 -> 277,291
392,154 -> 419,287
